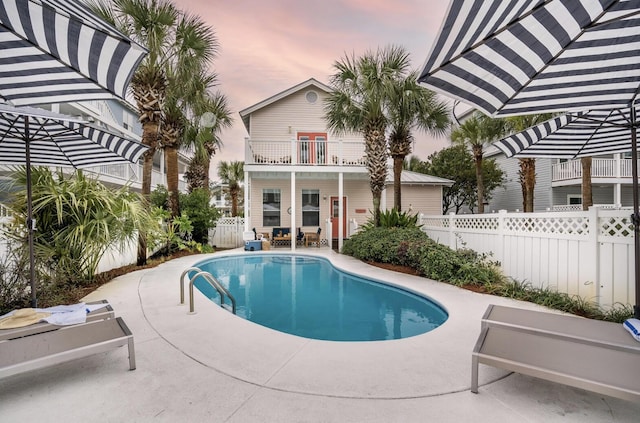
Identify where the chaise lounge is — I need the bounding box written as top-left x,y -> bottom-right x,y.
472,304 -> 640,401
0,301 -> 135,379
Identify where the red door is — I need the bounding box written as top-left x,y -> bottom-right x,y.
297,132 -> 327,164
330,197 -> 347,238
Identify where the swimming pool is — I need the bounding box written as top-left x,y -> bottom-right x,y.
192,254 -> 448,342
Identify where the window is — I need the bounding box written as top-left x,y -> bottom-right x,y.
302,189 -> 320,226
305,90 -> 318,104
315,136 -> 326,164
299,136 -> 310,164
568,195 -> 582,205
123,110 -> 135,131
263,189 -> 281,226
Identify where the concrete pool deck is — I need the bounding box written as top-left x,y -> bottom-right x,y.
1,249 -> 639,422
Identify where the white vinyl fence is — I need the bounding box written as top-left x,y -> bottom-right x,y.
419,208 -> 635,309
209,217 -> 246,249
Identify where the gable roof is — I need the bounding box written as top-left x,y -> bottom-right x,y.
386,170 -> 453,187
239,78 -> 332,132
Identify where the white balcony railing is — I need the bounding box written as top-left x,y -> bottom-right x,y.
246,138 -> 366,167
552,158 -> 637,182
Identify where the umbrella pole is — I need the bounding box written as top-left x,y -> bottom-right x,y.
25,117 -> 36,308
631,106 -> 640,319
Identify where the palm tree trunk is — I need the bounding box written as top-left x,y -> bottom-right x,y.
582,157 -> 593,211
393,155 -> 403,211
519,158 -> 536,212
365,126 -> 387,226
203,155 -> 211,194
473,145 -> 484,214
230,187 -> 239,216
138,120 -> 159,265
165,145 -> 180,218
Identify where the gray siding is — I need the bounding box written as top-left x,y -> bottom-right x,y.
485,153 -> 553,212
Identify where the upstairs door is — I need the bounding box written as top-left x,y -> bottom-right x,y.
330,196 -> 347,239
297,132 -> 327,164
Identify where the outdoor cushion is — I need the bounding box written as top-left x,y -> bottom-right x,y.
623,318 -> 640,342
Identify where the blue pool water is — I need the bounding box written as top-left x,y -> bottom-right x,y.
192,254 -> 448,342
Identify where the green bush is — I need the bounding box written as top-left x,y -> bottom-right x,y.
360,208 -> 421,230
341,226 -> 631,322
151,186 -> 220,244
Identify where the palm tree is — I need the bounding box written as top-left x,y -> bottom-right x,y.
90,0 -> 178,264
325,45 -> 410,226
160,15 -> 219,218
217,161 -> 244,216
505,114 -> 552,212
184,92 -> 233,193
450,112 -> 506,213
387,70 -> 449,210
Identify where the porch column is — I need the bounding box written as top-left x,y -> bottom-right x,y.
615,154 -> 622,206
338,172 -> 344,251
244,170 -> 250,231
291,171 -> 296,251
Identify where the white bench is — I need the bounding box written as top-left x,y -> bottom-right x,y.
471,304 -> 640,401
0,317 -> 135,379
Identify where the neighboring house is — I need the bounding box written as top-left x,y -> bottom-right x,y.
484,145 -> 635,212
5,100 -> 190,194
210,181 -> 239,216
240,78 -> 452,250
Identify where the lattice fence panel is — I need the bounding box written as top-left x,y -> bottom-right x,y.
503,216 -> 589,235
421,217 -> 449,228
452,217 -> 499,231
599,216 -> 633,238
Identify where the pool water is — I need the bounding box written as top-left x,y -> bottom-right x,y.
193,254 -> 448,342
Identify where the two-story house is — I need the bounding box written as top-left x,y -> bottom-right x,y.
240,78 -> 452,251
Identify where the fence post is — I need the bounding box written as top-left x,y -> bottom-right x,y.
587,206 -> 600,306
496,210 -> 507,266
448,212 -> 456,250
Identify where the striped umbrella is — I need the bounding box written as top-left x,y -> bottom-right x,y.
494,107 -> 640,159
0,0 -> 147,106
0,103 -> 148,306
418,0 -> 640,317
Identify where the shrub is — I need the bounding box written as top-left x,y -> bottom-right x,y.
341,226 -> 629,321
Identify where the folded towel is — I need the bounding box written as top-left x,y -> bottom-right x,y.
0,302 -> 110,328
623,318 -> 640,342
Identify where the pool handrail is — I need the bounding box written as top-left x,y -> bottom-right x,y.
188,271 -> 237,314
180,267 -> 202,305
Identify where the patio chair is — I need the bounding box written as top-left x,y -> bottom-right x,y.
296,228 -> 305,245
305,228 -> 321,247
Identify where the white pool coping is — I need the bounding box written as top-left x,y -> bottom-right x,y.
2,248 -> 639,422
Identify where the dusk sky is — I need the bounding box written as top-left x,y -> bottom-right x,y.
177,0 -> 455,175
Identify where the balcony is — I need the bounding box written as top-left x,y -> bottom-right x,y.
83,163 -> 187,192
245,138 -> 366,167
552,158 -> 636,183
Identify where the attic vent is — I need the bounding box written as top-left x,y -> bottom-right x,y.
305,90 -> 318,104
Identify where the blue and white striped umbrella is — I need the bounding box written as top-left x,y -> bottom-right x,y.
0,103 -> 147,167
0,103 -> 148,307
418,0 -> 640,117
494,106 -> 640,159
0,0 -> 147,106
418,0 -> 640,317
